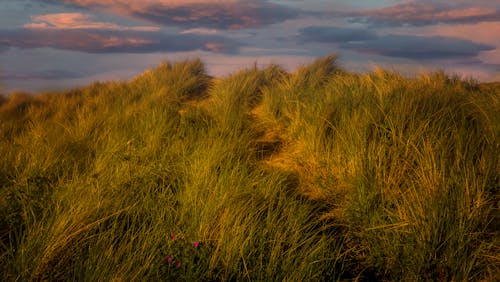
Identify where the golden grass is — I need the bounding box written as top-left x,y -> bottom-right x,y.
0,56 -> 498,280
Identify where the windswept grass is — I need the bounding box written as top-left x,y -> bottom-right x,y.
0,57 -> 498,281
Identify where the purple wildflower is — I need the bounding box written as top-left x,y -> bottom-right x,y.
176,261 -> 182,268
170,234 -> 176,240
193,241 -> 200,248
166,256 -> 173,263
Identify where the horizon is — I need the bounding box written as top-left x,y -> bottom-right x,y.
1,0 -> 499,93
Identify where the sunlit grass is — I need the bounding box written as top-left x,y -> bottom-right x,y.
0,56 -> 498,280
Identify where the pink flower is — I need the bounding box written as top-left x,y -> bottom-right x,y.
176,261 -> 182,268
166,256 -> 173,263
170,234 -> 176,240
193,241 -> 200,248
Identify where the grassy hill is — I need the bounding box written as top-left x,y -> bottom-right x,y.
0,56 -> 498,281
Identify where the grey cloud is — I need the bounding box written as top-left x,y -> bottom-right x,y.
0,28 -> 241,54
299,26 -> 377,43
340,35 -> 494,60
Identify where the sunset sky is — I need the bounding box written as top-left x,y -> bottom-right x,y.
1,0 -> 499,92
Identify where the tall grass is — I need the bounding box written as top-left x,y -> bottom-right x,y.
0,57 -> 498,280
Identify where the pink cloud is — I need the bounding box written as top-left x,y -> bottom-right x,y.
181,28 -> 219,35
348,0 -> 500,26
204,42 -> 227,52
478,48 -> 500,65
24,13 -> 159,31
68,0 -> 239,6
403,22 -> 500,64
422,22 -> 500,45
98,36 -> 155,48
435,7 -> 496,21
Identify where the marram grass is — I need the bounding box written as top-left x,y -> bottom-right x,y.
0,56 -> 498,281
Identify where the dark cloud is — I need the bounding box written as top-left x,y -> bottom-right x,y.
0,28 -> 240,54
298,26 -> 377,43
39,0 -> 300,29
340,35 -> 494,60
0,69 -> 83,80
345,1 -> 500,27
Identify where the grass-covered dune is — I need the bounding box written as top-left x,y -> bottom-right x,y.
0,56 -> 498,281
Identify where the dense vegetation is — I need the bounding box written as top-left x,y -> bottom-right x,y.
0,56 -> 498,281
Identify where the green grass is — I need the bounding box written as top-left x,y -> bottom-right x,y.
0,56 -> 498,281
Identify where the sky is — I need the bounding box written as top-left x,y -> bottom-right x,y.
0,0 -> 499,92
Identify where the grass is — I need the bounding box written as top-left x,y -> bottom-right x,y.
0,56 -> 498,281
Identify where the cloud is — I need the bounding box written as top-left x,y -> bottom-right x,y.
1,8 -> 243,56
478,48 -> 500,65
181,28 -> 219,35
42,0 -> 300,29
417,22 -> 500,46
24,13 -> 160,31
298,26 -> 377,43
340,35 -> 494,60
0,28 -> 240,54
346,0 -> 500,27
0,69 -> 83,80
